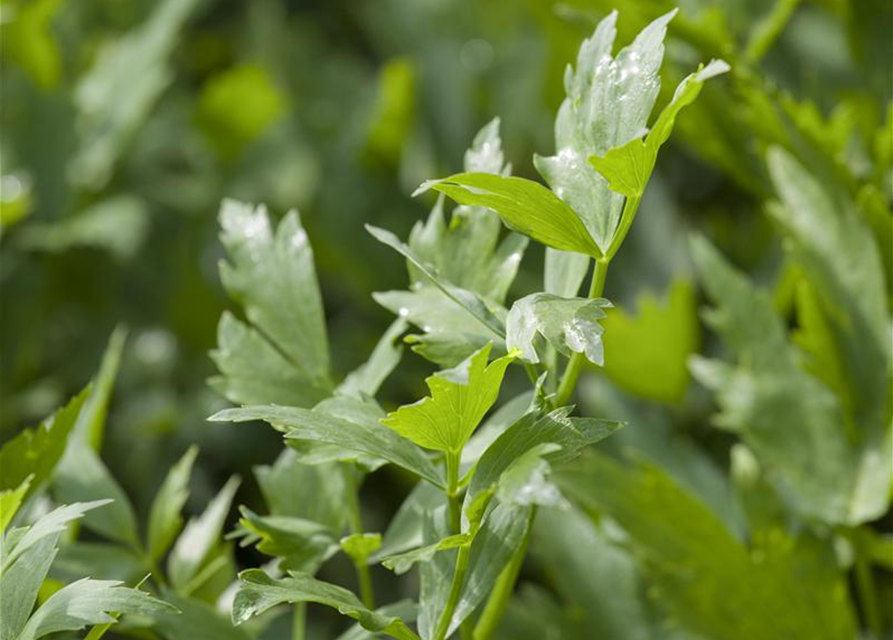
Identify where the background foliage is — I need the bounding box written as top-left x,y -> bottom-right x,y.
1,0 -> 891,638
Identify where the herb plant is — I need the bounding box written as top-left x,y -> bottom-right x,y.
1,4 -> 891,640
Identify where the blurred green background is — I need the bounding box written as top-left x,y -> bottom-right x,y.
1,0 -> 890,570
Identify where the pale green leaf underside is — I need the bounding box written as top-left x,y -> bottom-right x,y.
506,293 -> 611,365
214,199 -> 332,407
367,224 -> 506,339
536,9 -> 676,253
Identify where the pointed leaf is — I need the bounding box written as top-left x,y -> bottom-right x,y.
232,569 -> 421,640
147,445 -> 199,562
213,200 -> 332,407
168,475 -> 240,590
381,343 -> 514,454
367,225 -> 505,339
54,441 -> 141,550
0,387 -> 88,497
535,10 -> 676,252
417,174 -> 601,257
588,59 -> 730,199
211,405 -> 444,488
16,578 -> 177,640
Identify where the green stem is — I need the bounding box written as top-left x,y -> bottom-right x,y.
605,194 -> 641,262
446,451 -> 462,535
292,603 -> 306,640
554,258 -> 610,407
854,545 -> 881,639
744,0 -> 801,64
473,507 -> 536,640
433,543 -> 472,640
342,464 -> 376,609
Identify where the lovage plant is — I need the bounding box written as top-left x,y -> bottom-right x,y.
210,10 -> 730,640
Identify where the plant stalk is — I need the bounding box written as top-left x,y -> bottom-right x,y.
433,543 -> 472,640
854,546 -> 882,639
554,258 -> 610,407
292,603 -> 306,640
446,451 -> 462,535
342,464 -> 376,609
473,507 -> 536,640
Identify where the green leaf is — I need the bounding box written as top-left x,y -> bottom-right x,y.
380,533 -> 469,575
212,200 -> 332,407
337,318 -> 408,399
531,506 -> 665,640
2,0 -> 62,89
407,127 -> 528,305
601,279 -> 699,403
465,408 -> 621,512
254,449 -> 347,530
197,64 -> 286,160
381,343 -> 514,454
376,120 -> 528,367
334,601 -> 418,640
408,122 -> 527,304
235,508 -> 338,573
16,197 -> 149,262
558,452 -> 858,640
0,386 -> 88,497
231,569 -> 421,640
211,405 -> 444,488
54,441 -> 142,551
147,445 -> 198,562
70,0 -> 203,188
441,502 -> 532,638
1,532 -> 58,640
689,236 -> 874,524
372,483 -> 445,563
766,146 -> 890,434
168,475 -> 240,590
535,10 -> 676,253
495,444 -> 568,509
153,590 -> 253,640
506,293 -> 611,365
374,288 -> 495,368
340,533 -> 383,565
588,59 -> 730,200
544,249 -> 590,298
367,224 -> 506,339
0,476 -> 31,533
16,578 -> 177,640
1,500 -> 111,573
417,174 -> 601,257
52,542 -> 147,584
71,327 -> 126,450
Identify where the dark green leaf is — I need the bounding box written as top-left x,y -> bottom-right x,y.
232,569 -> 421,640
212,405 -> 444,488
